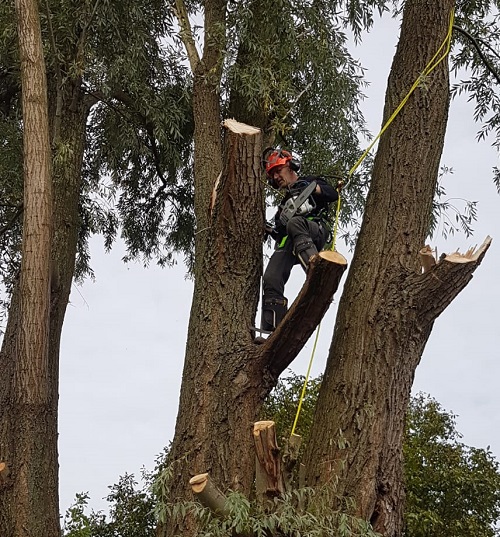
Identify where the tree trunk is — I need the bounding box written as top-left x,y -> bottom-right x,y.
163,118 -> 265,535
302,1 -> 489,536
0,62 -> 90,537
7,0 -> 55,534
162,117 -> 347,535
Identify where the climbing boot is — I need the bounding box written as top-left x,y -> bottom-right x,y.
294,237 -> 318,272
261,297 -> 288,332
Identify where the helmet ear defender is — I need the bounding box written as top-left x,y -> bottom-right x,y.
288,155 -> 301,172
262,147 -> 301,187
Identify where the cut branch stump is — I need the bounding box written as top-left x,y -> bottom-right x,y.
189,473 -> 230,517
253,421 -> 284,502
264,250 -> 348,375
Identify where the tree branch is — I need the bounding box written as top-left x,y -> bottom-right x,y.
85,85 -> 177,206
189,473 -> 229,516
253,421 -> 284,501
172,0 -> 200,73
259,250 -> 348,377
415,236 -> 492,322
453,25 -> 500,86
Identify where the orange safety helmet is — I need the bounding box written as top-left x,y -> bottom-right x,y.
262,148 -> 300,180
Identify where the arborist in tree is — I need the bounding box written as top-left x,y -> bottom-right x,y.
260,148 -> 339,332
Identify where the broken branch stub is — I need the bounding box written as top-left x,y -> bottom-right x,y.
253,421 -> 284,501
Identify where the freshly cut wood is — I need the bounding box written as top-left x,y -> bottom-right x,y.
223,118 -> 260,135
419,245 -> 436,272
283,433 -> 302,490
189,473 -> 229,516
444,236 -> 491,263
253,421 -> 284,500
0,462 -> 9,489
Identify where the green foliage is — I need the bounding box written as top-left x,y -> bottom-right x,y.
62,466 -> 163,537
3,0 -> 499,285
176,486 -> 381,537
429,166 -> 478,240
452,2 -> 500,170
62,492 -> 98,537
262,370 -> 322,443
225,0 -> 382,242
404,393 -> 500,537
153,454 -> 380,536
66,387 -> 500,537
79,0 -> 196,270
264,377 -> 500,536
0,0 -> 23,295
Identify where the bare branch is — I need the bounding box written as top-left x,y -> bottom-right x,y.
172,0 -> 200,73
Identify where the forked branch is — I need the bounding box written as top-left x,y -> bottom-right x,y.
172,0 -> 200,72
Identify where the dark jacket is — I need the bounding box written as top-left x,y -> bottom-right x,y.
272,175 -> 338,239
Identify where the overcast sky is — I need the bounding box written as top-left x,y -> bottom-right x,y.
57,14 -> 500,516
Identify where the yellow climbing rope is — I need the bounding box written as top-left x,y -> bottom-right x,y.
290,9 -> 455,438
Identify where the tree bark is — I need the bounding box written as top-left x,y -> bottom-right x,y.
8,0 -> 55,534
0,43 -> 90,537
189,473 -> 230,516
162,117 -> 347,535
301,2 -> 490,536
253,421 -> 284,501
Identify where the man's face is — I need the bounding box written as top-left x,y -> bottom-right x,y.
272,164 -> 297,189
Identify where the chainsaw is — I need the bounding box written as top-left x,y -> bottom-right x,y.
279,181 -> 317,226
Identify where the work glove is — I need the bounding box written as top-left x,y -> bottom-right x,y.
265,219 -> 287,242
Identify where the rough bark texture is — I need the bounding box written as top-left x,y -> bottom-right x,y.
8,0 -> 55,535
191,0 -> 227,271
162,117 -> 347,535
0,60 -> 90,537
301,2 -> 489,536
164,119 -> 265,536
253,421 -> 284,500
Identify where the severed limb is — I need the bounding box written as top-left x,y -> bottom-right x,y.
282,433 -> 302,491
261,250 -> 348,376
416,236 -> 492,321
419,244 -> 437,272
189,473 -> 230,517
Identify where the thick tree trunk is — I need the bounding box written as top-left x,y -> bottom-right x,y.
162,119 -> 347,535
0,68 -> 90,537
162,5 -> 345,536
163,119 -> 265,535
301,2 -> 490,536
7,0 -> 55,535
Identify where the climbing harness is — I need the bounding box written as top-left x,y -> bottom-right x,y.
289,9 -> 455,438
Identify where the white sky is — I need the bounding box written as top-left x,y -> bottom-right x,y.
57,15 -> 500,515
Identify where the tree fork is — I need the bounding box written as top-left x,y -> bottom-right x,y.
300,2 -> 490,536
